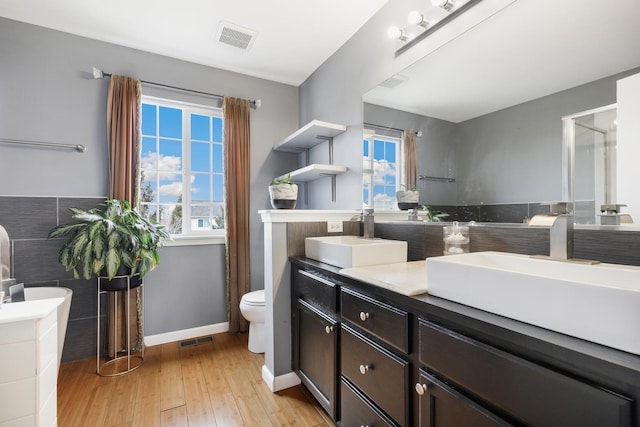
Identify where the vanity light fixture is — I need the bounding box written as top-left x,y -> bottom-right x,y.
432,0 -> 455,12
390,0 -> 483,56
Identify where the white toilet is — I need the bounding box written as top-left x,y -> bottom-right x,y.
239,289 -> 266,353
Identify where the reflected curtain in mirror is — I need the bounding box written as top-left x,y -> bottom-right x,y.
223,97 -> 251,334
106,74 -> 143,355
404,130 -> 417,189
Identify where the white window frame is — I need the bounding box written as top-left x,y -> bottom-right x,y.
140,95 -> 225,246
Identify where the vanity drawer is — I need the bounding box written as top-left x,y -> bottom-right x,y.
294,269 -> 338,313
341,376 -> 398,427
418,319 -> 632,427
341,323 -> 409,426
341,287 -> 409,353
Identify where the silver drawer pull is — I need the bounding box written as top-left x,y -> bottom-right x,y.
359,311 -> 370,321
325,325 -> 334,334
415,382 -> 428,396
359,364 -> 370,374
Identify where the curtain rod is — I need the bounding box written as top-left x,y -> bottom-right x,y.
92,67 -> 261,109
0,138 -> 86,152
363,123 -> 422,137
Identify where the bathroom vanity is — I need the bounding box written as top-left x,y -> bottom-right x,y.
290,257 -> 640,426
0,298 -> 62,426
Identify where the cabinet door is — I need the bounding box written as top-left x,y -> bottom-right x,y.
416,370 -> 512,427
419,319 -> 632,427
293,298 -> 338,420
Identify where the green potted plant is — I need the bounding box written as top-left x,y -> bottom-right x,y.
268,174 -> 298,209
48,199 -> 170,290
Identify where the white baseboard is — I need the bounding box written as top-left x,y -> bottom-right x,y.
144,322 -> 229,347
261,364 -> 301,392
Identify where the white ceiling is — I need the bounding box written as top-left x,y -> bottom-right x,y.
364,0 -> 640,122
0,0 -> 389,86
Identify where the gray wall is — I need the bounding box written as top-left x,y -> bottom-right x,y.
456,69 -> 639,205
0,17 -> 298,359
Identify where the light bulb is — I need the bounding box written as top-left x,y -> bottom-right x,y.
387,26 -> 402,40
407,11 -> 423,25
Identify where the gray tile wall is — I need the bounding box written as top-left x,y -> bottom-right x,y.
0,195 -> 106,362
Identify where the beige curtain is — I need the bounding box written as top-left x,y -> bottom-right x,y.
404,131 -> 417,189
106,75 -> 143,356
223,97 -> 251,334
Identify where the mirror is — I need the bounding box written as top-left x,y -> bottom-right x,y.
363,0 -> 640,224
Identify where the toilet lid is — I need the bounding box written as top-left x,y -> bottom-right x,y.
242,289 -> 265,306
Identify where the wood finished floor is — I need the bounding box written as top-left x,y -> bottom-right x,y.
57,332 -> 333,427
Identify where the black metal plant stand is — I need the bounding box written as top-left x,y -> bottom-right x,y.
96,273 -> 144,376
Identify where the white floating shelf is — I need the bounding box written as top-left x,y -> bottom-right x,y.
273,120 -> 346,152
275,164 -> 347,182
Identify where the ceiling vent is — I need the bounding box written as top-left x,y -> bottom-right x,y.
216,21 -> 257,51
378,74 -> 409,89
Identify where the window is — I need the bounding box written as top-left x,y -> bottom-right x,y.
140,97 -> 224,237
363,131 -> 403,210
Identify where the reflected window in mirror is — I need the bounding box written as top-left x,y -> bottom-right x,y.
363,128 -> 403,210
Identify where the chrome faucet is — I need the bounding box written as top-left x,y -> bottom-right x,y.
549,211 -> 574,260
363,209 -> 375,239
530,202 -> 574,260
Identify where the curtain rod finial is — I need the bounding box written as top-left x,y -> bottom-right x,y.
92,67 -> 104,79
252,99 -> 262,109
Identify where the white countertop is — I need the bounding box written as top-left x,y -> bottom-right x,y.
340,260 -> 429,296
0,298 -> 62,324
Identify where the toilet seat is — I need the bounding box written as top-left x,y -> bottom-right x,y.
241,289 -> 265,306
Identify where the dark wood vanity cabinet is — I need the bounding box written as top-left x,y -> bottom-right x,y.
417,319 -> 632,427
291,268 -> 339,421
291,260 -> 639,427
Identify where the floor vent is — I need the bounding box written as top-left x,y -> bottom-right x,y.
216,21 -> 257,51
179,336 -> 215,348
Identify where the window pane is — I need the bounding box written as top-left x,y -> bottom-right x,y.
190,204 -> 212,231
141,104 -> 156,136
386,141 -> 396,163
158,139 -> 182,182
192,173 -> 211,202
213,174 -> 224,202
139,203 -> 158,222
213,117 -> 223,142
191,114 -> 210,141
158,174 -> 182,204
159,203 -> 181,234
211,204 -> 225,229
191,141 -> 210,172
373,139 -> 385,160
159,106 -> 182,138
363,139 -> 369,157
213,143 -> 223,173
386,162 -> 397,185
139,175 -> 157,202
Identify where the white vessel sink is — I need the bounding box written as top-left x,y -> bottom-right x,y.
426,251 -> 640,354
305,235 -> 407,269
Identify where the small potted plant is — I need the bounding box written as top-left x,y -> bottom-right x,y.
268,174 -> 298,209
396,186 -> 420,210
48,199 -> 170,290
420,205 -> 450,222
